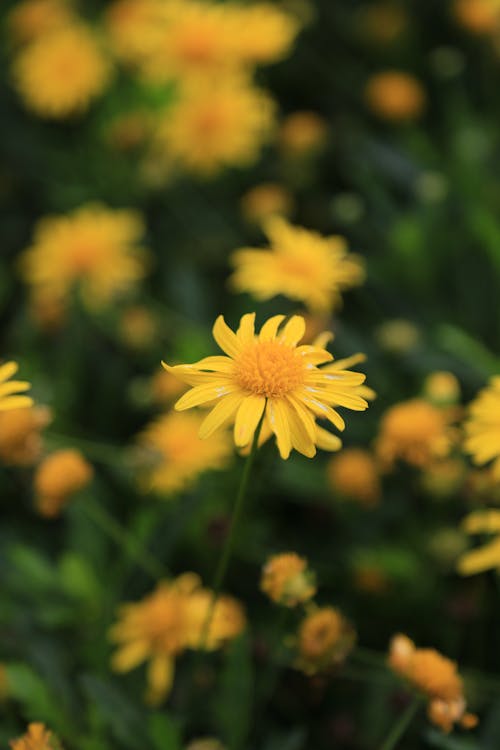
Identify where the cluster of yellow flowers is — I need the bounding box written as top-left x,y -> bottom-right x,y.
110,572 -> 245,704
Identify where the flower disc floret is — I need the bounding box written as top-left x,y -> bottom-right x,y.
235,340 -> 305,398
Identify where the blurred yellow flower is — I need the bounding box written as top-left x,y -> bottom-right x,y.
136,411 -> 232,496
163,313 -> 369,460
453,0 -> 500,34
0,405 -> 51,466
119,306 -> 158,350
11,24 -> 112,119
10,723 -> 60,750
104,0 -> 167,66
423,371 -> 461,406
458,509 -> 500,575
149,369 -> 188,406
296,606 -> 355,675
327,448 -> 381,507
233,3 -> 300,66
364,71 -> 426,122
376,399 -> 456,470
279,111 -> 328,155
0,362 -> 33,412
110,574 -> 245,704
261,552 -> 316,607
240,183 -> 294,225
389,634 -> 477,733
230,217 -> 365,313
375,318 -> 421,354
19,204 -> 148,311
7,0 -> 74,45
463,376 -> 500,480
34,449 -> 93,518
152,77 -> 275,177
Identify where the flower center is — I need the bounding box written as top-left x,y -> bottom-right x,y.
235,340 -> 305,398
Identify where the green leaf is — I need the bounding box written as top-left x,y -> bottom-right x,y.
6,663 -> 71,736
148,713 -> 182,750
80,675 -> 146,749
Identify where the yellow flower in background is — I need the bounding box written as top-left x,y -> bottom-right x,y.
230,218 -> 365,313
463,376 -> 500,480
364,71 -> 426,122
423,371 -> 461,406
453,0 -> 500,34
152,77 -> 275,177
388,634 -> 477,733
327,448 -> 381,507
186,740 -> 225,750
240,183 -> 294,225
11,24 -> 112,119
110,574 -> 245,704
296,606 -> 355,675
149,369 -> 187,406
261,552 -> 316,607
457,509 -> 500,575
0,405 -> 51,466
7,0 -> 74,45
233,3 -> 300,66
10,723 -> 60,750
279,111 -> 328,155
376,398 -> 456,470
34,449 -> 93,518
163,313 -> 369,460
0,362 -> 33,412
104,0 -> 167,67
136,411 -> 232,496
19,204 -> 148,311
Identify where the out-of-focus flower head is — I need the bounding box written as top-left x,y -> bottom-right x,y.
34,449 -> 93,518
463,376 -> 500,481
135,411 -> 232,496
163,313 -> 370,460
376,398 -> 457,470
295,606 -> 355,675
279,111 -> 328,155
7,0 -> 75,45
19,204 -> 148,313
104,0 -> 168,67
364,70 -> 426,122
420,458 -> 466,499
240,183 -> 294,225
357,2 -> 408,45
388,634 -> 477,733
10,723 -> 62,750
260,552 -> 316,607
119,306 -> 158,350
458,509 -> 500,575
0,362 -> 33,412
11,23 -> 112,119
230,218 -> 365,313
423,371 -> 461,406
151,76 -> 275,178
0,405 -> 51,467
231,3 -> 300,66
185,740 -> 225,750
375,318 -> 421,354
327,448 -> 381,507
110,574 -> 245,704
453,0 -> 500,34
149,369 -> 188,406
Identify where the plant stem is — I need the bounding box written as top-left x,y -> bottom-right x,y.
379,696 -> 420,750
199,415 -> 265,648
83,499 -> 168,581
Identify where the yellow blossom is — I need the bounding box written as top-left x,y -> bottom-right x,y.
240,183 -> 294,225
7,0 -> 74,45
11,24 -> 112,119
375,318 -> 421,353
0,405 -> 51,466
463,376 -> 500,480
19,204 -> 148,312
151,77 -> 275,177
364,71 -> 426,122
104,0 -> 168,67
34,449 -> 93,517
230,218 -> 365,313
376,399 -> 456,470
423,371 -> 461,406
136,411 -> 232,496
453,0 -> 500,34
10,723 -> 61,750
119,306 -> 158,350
0,362 -> 33,412
327,448 -> 381,507
232,3 -> 300,66
149,369 -> 188,406
110,574 -> 245,704
279,111 -> 328,155
296,606 -> 355,675
261,553 -> 316,607
388,635 -> 477,733
163,313 -> 369,460
458,509 -> 500,575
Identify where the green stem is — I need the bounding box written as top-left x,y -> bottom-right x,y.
199,414 -> 265,648
379,696 -> 420,750
83,500 -> 168,581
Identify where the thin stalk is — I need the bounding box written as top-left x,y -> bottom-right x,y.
379,696 -> 420,750
199,414 -> 265,648
83,500 -> 168,581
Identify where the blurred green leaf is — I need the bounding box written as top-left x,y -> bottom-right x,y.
215,635 -> 253,750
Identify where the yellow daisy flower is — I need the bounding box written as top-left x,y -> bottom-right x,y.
261,552 -> 316,607
11,24 -> 112,119
463,376 -> 500,480
295,606 -> 355,675
230,218 -> 365,313
163,313 -> 369,460
19,204 -> 148,312
0,362 -> 33,412
10,723 -> 60,750
136,411 -> 232,496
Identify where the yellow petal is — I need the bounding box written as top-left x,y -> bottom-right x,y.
279,315 -> 306,346
111,640 -> 150,672
0,380 -> 31,397
462,510 -> 500,535
175,382 -> 236,411
146,655 -> 174,705
259,315 -> 286,341
191,356 -> 235,373
315,425 -> 342,452
199,392 -> 244,439
0,361 -> 19,382
236,313 -> 256,345
234,395 -> 266,447
0,395 -> 33,410
285,400 -> 316,457
268,398 -> 292,459
458,540 -> 500,576
213,316 -> 241,358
